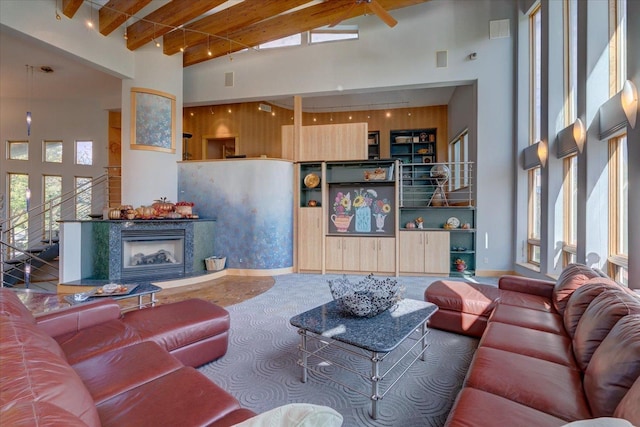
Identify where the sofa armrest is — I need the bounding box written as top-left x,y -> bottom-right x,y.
498,275 -> 555,299
36,299 -> 122,338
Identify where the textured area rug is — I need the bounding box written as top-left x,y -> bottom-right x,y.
199,274 -> 481,427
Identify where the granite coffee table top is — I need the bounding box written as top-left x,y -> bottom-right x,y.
290,298 -> 438,353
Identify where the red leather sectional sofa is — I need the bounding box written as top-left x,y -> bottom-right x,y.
426,264 -> 640,426
0,289 -> 257,426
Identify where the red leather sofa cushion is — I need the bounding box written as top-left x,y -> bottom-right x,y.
464,347 -> 591,421
573,290 -> 640,371
488,304 -> 565,335
479,322 -> 576,367
445,387 -> 567,427
0,288 -> 37,324
615,375 -> 640,425
584,314 -> 640,418
0,401 -> 89,427
96,367 -> 247,427
552,263 -> 601,315
72,341 -> 183,404
563,279 -> 622,338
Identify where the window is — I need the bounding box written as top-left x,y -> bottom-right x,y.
562,155 -> 578,266
449,130 -> 469,190
8,173 -> 29,250
527,4 -> 542,266
76,140 -> 93,165
564,0 -> 578,125
75,177 -> 92,220
43,175 -> 62,237
528,167 -> 542,265
530,4 -> 542,143
7,140 -> 28,160
43,140 -> 63,163
609,136 -> 628,285
259,34 -> 301,50
607,0 -> 627,285
310,25 -> 359,44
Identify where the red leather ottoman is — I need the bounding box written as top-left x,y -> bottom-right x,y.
424,281 -> 501,337
123,298 -> 231,367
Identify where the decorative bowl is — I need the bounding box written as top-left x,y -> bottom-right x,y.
327,274 -> 404,318
304,173 -> 320,188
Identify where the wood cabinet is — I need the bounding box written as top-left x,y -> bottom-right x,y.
326,236 -> 360,271
399,231 -> 449,274
298,208 -> 323,271
282,123 -> 368,162
326,236 -> 395,274
359,237 -> 396,274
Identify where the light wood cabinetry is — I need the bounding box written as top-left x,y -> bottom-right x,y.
326,236 -> 396,274
359,237 -> 396,274
399,231 -> 449,274
282,123 -> 368,162
326,236 -> 360,271
298,208 -> 323,271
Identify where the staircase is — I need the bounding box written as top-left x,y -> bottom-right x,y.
1,170 -> 119,290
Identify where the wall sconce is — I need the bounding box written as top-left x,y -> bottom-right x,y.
621,79 -> 638,129
599,79 -> 638,139
537,140 -> 548,167
573,118 -> 586,152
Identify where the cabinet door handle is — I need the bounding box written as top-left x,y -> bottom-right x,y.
425,233 -> 429,245
338,239 -> 341,250
378,240 -> 381,250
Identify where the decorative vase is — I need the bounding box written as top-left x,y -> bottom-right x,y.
331,214 -> 354,233
373,213 -> 387,232
355,206 -> 371,232
456,263 -> 466,272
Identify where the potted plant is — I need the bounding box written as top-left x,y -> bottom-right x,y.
454,258 -> 466,272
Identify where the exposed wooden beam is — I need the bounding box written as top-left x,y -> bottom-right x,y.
62,0 -> 84,19
99,0 -> 152,36
126,0 -> 227,50
183,0 -> 428,66
163,0 -> 315,55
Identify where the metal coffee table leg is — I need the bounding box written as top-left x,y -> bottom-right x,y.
371,351 -> 381,419
298,329 -> 308,383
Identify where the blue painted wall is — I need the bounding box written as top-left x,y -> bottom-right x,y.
178,159 -> 294,270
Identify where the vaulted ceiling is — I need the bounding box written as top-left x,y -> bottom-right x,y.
61,0 -> 430,67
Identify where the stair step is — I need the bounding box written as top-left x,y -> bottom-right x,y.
41,237 -> 59,244
25,246 -> 48,254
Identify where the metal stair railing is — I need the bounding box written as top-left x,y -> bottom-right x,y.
1,172 -> 118,287
0,239 -> 60,288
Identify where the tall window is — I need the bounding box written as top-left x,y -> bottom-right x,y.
564,0 -> 578,125
528,167 -> 542,265
75,176 -> 92,220
8,173 -> 29,250
608,0 -> 628,285
449,130 -> 469,190
562,155 -> 578,266
528,3 -> 542,266
43,175 -> 62,238
530,4 -> 542,143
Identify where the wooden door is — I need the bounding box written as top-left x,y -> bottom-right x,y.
376,237 -> 396,274
424,231 -> 450,274
325,236 -> 343,271
298,208 -> 322,271
399,231 -> 425,273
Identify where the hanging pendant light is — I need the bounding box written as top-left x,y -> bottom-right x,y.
25,65 -> 33,136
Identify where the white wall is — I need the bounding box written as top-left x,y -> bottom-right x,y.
185,0 -> 518,273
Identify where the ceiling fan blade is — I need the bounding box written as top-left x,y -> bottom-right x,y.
328,2 -> 358,28
366,0 -> 398,27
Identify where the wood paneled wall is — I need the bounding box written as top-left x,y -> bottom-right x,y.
183,102 -> 448,161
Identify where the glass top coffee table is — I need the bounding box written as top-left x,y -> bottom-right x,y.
289,298 -> 438,419
63,282 -> 161,311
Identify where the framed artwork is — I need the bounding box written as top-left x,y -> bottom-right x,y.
130,87 -> 176,153
328,184 -> 395,236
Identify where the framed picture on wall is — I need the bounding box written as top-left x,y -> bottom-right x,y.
130,87 -> 176,153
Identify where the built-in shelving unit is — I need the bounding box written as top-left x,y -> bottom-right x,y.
368,131 -> 380,160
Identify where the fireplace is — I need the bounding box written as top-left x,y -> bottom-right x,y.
121,229 -> 185,280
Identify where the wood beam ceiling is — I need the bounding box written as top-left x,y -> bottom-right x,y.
65,0 -> 430,67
